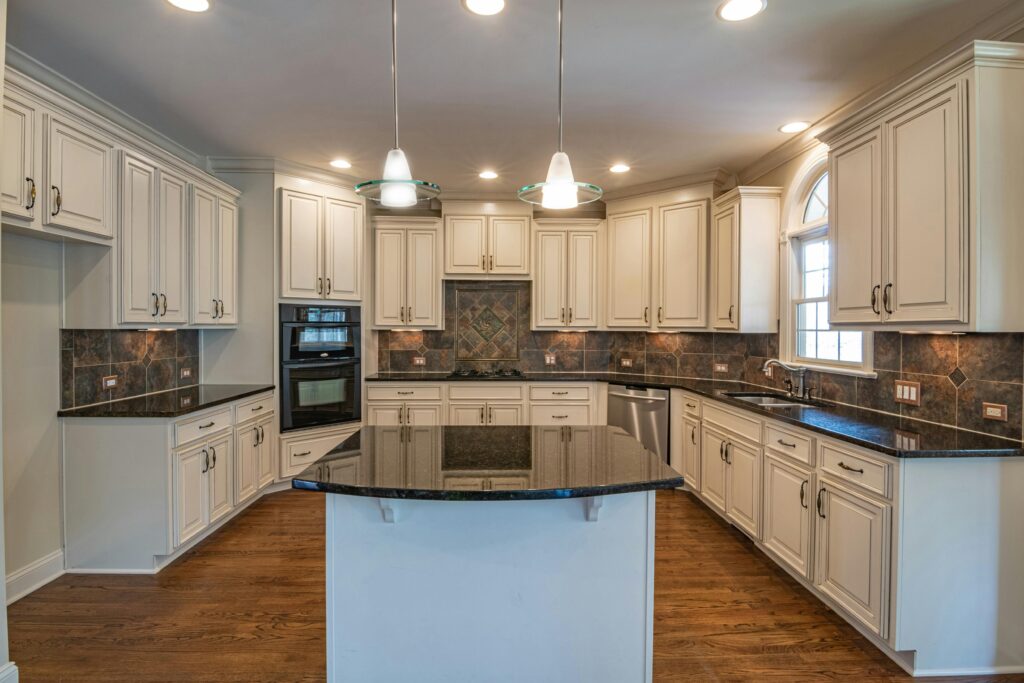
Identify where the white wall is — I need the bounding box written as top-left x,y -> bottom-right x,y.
1,234 -> 63,587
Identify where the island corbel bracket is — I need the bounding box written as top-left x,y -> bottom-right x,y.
584,496 -> 604,522
379,498 -> 400,523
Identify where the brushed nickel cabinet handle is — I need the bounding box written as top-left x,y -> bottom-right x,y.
777,439 -> 797,448
259,426 -> 265,444
690,426 -> 696,445
552,391 -> 569,396
561,307 -> 565,323
728,304 -> 735,323
490,254 -> 494,270
488,406 -> 493,423
871,285 -> 880,315
251,405 -> 264,412
816,488 -> 826,518
201,449 -> 209,473
658,306 -> 663,323
719,442 -> 725,461
160,293 -> 167,317
724,443 -> 732,465
198,421 -> 215,429
643,307 -> 649,323
26,177 -> 36,210
51,185 -> 62,216
326,278 -> 332,296
482,255 -> 486,270
317,277 -> 324,295
296,450 -> 312,457
152,293 -> 159,316
838,461 -> 864,474
883,283 -> 893,315
254,426 -> 260,447
480,407 -> 485,424
568,307 -> 573,324
800,480 -> 808,509
210,446 -> 217,468
686,402 -> 697,409
552,415 -> 568,419
212,299 -> 219,319
397,391 -> 414,396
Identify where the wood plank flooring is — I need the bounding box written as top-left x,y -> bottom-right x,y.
7,489 -> 1022,682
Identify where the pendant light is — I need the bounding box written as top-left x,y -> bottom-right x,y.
355,0 -> 440,207
518,0 -> 601,210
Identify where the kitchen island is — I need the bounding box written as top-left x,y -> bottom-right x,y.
293,426 -> 682,683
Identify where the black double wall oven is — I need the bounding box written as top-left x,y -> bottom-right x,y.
280,304 -> 361,432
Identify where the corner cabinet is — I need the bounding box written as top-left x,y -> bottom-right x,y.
372,218 -> 443,329
191,186 -> 238,326
280,188 -> 363,301
532,220 -> 601,329
444,213 -> 530,276
822,41 -> 1024,331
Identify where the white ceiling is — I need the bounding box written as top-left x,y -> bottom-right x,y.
7,0 -> 1021,195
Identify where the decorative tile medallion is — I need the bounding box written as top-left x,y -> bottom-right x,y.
455,286 -> 520,361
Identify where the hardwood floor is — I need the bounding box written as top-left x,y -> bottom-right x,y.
7,489 -> 1021,682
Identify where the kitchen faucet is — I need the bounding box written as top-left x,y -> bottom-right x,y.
762,359 -> 809,398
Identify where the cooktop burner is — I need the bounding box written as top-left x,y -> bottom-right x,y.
448,368 -> 525,379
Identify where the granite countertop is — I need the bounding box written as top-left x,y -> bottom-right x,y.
292,426 -> 683,501
57,384 -> 276,418
365,372 -> 1024,458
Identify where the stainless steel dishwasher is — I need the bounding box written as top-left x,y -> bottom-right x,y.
607,385 -> 669,462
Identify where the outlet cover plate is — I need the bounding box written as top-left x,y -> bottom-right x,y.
894,379 -> 921,406
714,363 -> 729,374
619,357 -> 633,368
101,375 -> 118,390
545,354 -> 557,366
180,366 -> 193,379
412,356 -> 426,366
982,402 -> 1008,421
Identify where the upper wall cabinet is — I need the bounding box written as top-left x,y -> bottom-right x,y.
606,210 -> 651,328
1,94 -> 36,221
821,40 -> 1024,331
532,221 -> 601,329
444,212 -> 530,277
191,185 -> 238,326
373,218 -> 443,329
280,188 -> 363,301
710,187 -> 781,333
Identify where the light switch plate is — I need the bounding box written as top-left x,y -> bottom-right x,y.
412,356 -> 426,366
763,365 -> 773,378
895,429 -> 920,451
545,354 -> 557,366
714,363 -> 729,373
619,357 -> 633,368
101,375 -> 118,390
894,379 -> 921,406
180,366 -> 193,379
983,402 -> 1008,421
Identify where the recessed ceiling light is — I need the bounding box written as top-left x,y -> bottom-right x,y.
479,170 -> 499,179
330,159 -> 352,169
610,163 -> 630,173
166,0 -> 210,12
462,0 -> 505,16
779,121 -> 811,134
716,0 -> 766,22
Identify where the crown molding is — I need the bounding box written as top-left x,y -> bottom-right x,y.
600,168 -> 734,202
205,156 -> 365,188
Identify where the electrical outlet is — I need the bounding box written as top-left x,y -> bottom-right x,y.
545,353 -> 557,366
894,379 -> 921,406
983,402 -> 1008,421
101,375 -> 118,390
619,357 -> 633,368
180,366 -> 193,379
763,365 -> 773,378
714,362 -> 729,373
180,396 -> 193,407
412,356 -> 426,366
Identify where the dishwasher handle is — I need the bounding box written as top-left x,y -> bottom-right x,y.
608,392 -> 668,401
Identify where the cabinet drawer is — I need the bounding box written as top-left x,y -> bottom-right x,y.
819,441 -> 892,499
679,393 -> 701,419
235,392 -> 274,425
448,383 -> 523,401
365,384 -> 443,402
175,408 -> 233,447
765,423 -> 813,467
703,401 -> 761,444
285,432 -> 349,472
529,403 -> 591,425
529,384 -> 591,402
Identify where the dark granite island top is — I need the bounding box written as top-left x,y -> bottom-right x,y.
58,384 -> 276,418
293,426 -> 683,500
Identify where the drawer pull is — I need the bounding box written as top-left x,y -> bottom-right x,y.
397,391 -> 414,396
838,461 -> 864,474
777,439 -> 797,448
553,415 -> 569,419
685,403 -> 697,409
552,391 -> 569,396
799,480 -> 808,509
295,450 -> 312,457
198,421 -> 216,429
251,405 -> 264,412
816,488 -> 826,518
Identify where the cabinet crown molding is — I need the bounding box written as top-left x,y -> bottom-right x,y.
713,186 -> 783,208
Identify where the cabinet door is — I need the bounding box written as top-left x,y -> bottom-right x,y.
725,439 -> 760,537
257,417 -> 277,489
763,454 -> 812,578
46,114 -> 112,237
235,424 -> 260,506
444,477 -> 487,491
711,205 -> 739,330
490,476 -> 530,491
699,426 -> 728,514
367,402 -> 403,426
374,228 -> 407,326
191,186 -> 219,324
174,443 -> 208,547
681,417 -> 701,492
567,231 -> 599,327
658,201 -> 707,328
830,128 -> 883,324
884,82 -> 965,324
607,210 -> 651,327
449,402 -> 487,426
406,403 -> 443,426
405,425 -> 440,488
328,457 -> 361,486
445,216 -> 487,274
323,197 -> 362,301
487,403 -> 523,426
534,231 -> 566,327
815,479 -> 890,637
120,153 -> 158,324
567,427 -> 597,486
157,170 -> 189,324
407,228 -> 440,327
1,96 -> 36,220
207,435 -> 234,525
533,427 -> 565,486
216,199 -> 238,324
488,217 -> 530,275
280,190 -> 324,299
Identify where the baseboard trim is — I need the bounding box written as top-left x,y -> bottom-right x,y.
913,665 -> 1024,677
6,549 -> 64,605
0,661 -> 19,683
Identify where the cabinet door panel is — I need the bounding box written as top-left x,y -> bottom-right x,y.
281,190 -> 323,299
658,201 -> 707,328
405,425 -> 440,488
534,231 -> 566,327
407,229 -> 440,327
534,428 -> 565,488
235,424 -> 260,506
445,216 -> 487,274
681,417 -> 701,492
488,217 -> 530,275
607,211 -> 651,327
725,439 -> 760,537
374,229 -> 406,326
830,128 -> 883,324
1,96 -> 36,220
885,83 -> 964,323
487,403 -> 523,426
174,444 -> 208,547
406,403 -> 443,426
207,435 -> 234,525
711,206 -> 739,329
324,197 -> 362,301
120,154 -> 158,324
700,426 -> 727,514
217,200 -> 238,324
191,187 -> 219,324
46,115 -> 113,236
367,402 -> 403,426
763,454 -> 812,578
257,417 -> 277,489
567,231 -> 599,327
449,402 -> 486,426
158,170 -> 189,324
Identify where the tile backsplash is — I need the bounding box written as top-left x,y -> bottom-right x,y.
378,281 -> 1024,441
60,329 -> 199,409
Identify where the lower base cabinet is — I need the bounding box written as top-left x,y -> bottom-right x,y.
235,413 -> 276,506
762,452 -> 814,579
699,425 -> 728,514
173,431 -> 233,546
681,416 -> 701,491
724,438 -> 760,537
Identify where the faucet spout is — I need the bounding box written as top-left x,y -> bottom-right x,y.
762,359 -> 809,397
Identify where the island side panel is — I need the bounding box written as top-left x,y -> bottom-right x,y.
326,491 -> 656,683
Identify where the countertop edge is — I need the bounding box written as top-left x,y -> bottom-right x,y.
57,384 -> 277,419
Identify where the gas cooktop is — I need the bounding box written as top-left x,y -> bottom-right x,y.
447,368 -> 525,379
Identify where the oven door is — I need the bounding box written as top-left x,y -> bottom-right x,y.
281,360 -> 361,432
282,323 -> 359,363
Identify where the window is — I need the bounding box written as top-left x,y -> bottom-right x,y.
789,171 -> 868,370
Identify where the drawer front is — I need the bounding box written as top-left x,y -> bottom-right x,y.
703,401 -> 761,444
285,432 -> 351,473
529,384 -> 591,402
819,441 -> 892,499
448,383 -> 523,401
680,393 -> 701,419
765,423 -> 813,467
175,408 -> 233,447
235,392 -> 274,425
529,403 -> 591,425
365,384 -> 444,402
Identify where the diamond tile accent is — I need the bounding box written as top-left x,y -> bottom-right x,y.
948,366 -> 967,388
470,307 -> 505,342
455,286 -> 520,361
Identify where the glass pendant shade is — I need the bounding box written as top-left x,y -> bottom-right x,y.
541,152 -> 579,209
380,148 -> 417,207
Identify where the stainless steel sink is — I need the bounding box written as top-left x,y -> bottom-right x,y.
722,392 -> 805,408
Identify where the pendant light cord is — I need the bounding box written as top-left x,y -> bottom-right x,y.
557,0 -> 564,153
392,0 -> 400,150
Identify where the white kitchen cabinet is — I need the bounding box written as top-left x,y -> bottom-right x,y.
324,196 -> 363,300
207,433 -> 234,525
173,443 -> 208,547
191,185 -> 238,326
532,221 -> 601,329
725,438 -> 760,537
373,218 -> 442,329
255,415 -> 276,489
444,214 -> 530,276
656,201 -> 707,329
235,421 -> 261,506
1,93 -> 37,221
699,425 -> 728,514
762,453 -> 813,579
444,216 -> 486,274
489,217 -> 530,274
448,401 -> 523,426
280,189 -> 363,301
367,400 -> 443,426
710,187 -> 780,333
45,113 -> 114,237
606,210 -> 651,327
529,403 -> 591,426
681,417 -> 701,491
